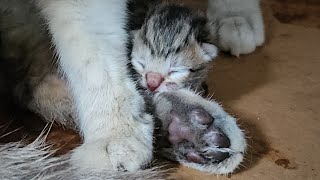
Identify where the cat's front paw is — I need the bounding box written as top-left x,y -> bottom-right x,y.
218,16 -> 257,56
71,113 -> 154,172
154,89 -> 246,174
208,15 -> 264,56
106,112 -> 154,171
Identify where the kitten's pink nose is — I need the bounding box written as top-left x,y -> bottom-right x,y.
146,72 -> 164,91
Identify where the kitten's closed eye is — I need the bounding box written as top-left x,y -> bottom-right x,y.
170,68 -> 201,74
170,65 -> 205,74
169,68 -> 190,81
132,61 -> 145,71
169,68 -> 189,76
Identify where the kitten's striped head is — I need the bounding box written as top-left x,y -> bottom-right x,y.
131,4 -> 217,92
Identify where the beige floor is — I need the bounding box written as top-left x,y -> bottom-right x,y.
0,0 -> 319,180
175,1 -> 320,179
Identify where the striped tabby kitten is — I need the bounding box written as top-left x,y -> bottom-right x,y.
129,3 -> 217,92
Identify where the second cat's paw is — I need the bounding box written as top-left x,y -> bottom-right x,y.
154,89 -> 246,174
209,16 -> 264,57
206,0 -> 265,56
218,16 -> 256,56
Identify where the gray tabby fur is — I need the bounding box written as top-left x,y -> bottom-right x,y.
130,3 -> 217,92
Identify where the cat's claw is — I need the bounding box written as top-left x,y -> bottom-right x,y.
154,89 -> 246,174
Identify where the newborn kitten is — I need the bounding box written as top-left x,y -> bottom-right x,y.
130,3 -> 218,92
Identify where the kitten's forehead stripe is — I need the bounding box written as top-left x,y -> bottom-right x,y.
141,26 -> 155,55
141,4 -> 205,59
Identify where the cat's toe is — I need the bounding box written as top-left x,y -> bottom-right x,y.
203,131 -> 230,148
217,16 -> 257,56
166,108 -> 232,164
189,108 -> 213,125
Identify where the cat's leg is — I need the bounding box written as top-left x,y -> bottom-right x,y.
36,0 -> 153,172
27,74 -> 78,129
153,89 -> 246,174
207,0 -> 265,56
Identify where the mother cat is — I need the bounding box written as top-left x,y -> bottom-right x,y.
0,0 -> 264,179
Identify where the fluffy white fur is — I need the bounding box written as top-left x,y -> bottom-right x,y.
36,0 -> 154,172
0,135 -> 167,180
28,74 -> 77,128
207,0 -> 265,56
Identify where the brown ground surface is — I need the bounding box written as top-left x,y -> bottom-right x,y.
0,0 -> 319,179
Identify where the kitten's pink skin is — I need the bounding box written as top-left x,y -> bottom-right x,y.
146,72 -> 164,91
145,72 -> 180,92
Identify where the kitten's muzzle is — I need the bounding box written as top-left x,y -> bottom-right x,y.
146,72 -> 164,91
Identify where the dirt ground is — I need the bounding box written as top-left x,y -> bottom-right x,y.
0,0 -> 319,179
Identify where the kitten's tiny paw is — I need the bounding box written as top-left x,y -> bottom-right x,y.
154,89 -> 246,174
212,16 -> 264,56
71,113 -> 154,172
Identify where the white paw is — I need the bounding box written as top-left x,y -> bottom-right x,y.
206,0 -> 265,56
71,113 -> 154,172
209,15 -> 265,57
218,16 -> 256,56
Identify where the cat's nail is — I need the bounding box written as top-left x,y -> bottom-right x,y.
186,152 -> 205,164
189,109 -> 213,125
205,131 -> 230,148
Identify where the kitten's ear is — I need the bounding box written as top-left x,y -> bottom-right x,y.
201,43 -> 218,62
